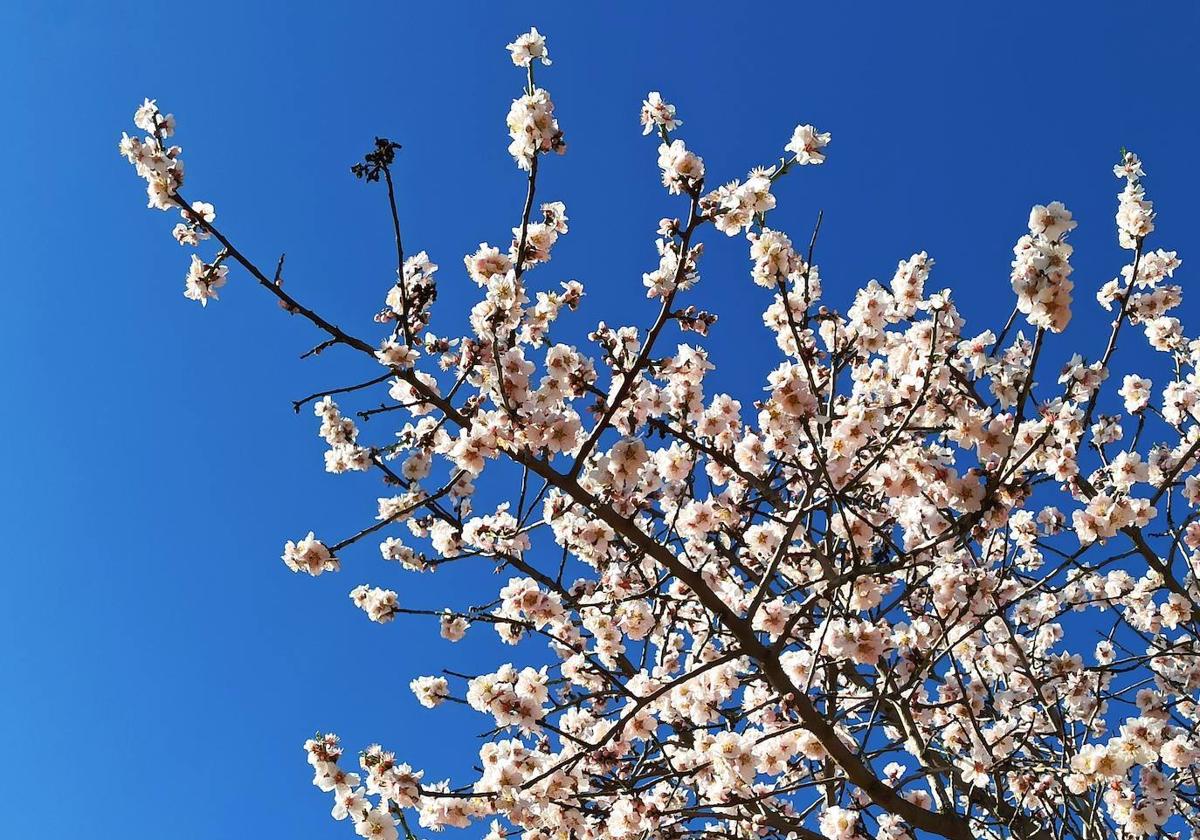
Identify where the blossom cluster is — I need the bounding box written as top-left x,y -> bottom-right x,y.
1010,200 -> 1076,332
119,99 -> 227,305
504,30 -> 563,171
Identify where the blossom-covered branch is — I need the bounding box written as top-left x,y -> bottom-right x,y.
121,26 -> 1198,840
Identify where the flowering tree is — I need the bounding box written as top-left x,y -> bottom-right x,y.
119,26 -> 1200,840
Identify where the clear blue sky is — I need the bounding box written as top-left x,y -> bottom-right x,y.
2,2 -> 1199,837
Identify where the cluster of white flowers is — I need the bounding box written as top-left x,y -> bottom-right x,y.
642,237 -> 700,299
439,611 -> 470,642
747,228 -> 804,288
314,396 -> 371,473
816,617 -> 890,666
1072,491 -> 1155,544
349,584 -> 400,623
784,123 -> 831,165
506,27 -> 550,67
119,98 -> 182,209
384,251 -> 438,335
818,806 -> 859,840
464,243 -> 514,287
120,100 -> 233,305
1119,373 -> 1153,413
1067,716 -> 1199,836
409,675 -> 449,708
706,171 -> 775,235
1116,151 -> 1154,249
656,138 -> 704,195
466,664 -> 548,732
1010,200 -> 1076,332
380,534 -> 425,571
173,200 -> 214,246
639,91 -> 681,135
514,201 -> 568,269
374,337 -> 419,368
506,88 -> 565,170
282,531 -> 338,576
182,253 -> 227,307
304,734 -> 412,839
462,505 -> 529,557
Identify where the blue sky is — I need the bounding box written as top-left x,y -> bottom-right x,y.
2,2 -> 1199,837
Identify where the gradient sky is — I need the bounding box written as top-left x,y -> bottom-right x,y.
3,2 -> 1200,837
